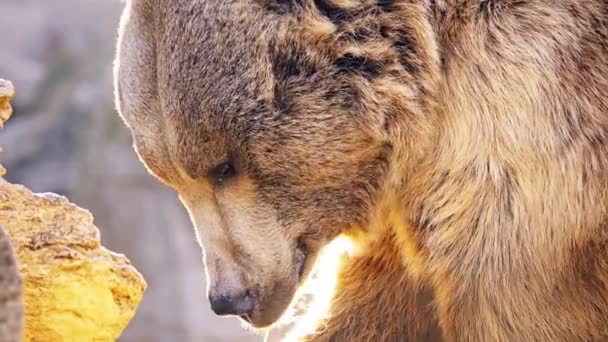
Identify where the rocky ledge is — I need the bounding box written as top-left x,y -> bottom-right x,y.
0,79 -> 146,341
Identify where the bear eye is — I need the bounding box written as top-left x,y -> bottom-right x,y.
209,161 -> 237,185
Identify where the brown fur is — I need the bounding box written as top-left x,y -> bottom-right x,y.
114,0 -> 608,340
300,231 -> 442,341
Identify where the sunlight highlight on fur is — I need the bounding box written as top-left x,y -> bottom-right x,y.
279,235 -> 356,341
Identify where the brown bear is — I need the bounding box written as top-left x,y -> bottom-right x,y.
114,0 -> 608,341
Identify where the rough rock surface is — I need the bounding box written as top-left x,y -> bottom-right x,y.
0,223 -> 23,342
0,80 -> 13,125
0,78 -> 146,341
0,178 -> 146,341
0,79 -> 15,175
0,79 -> 23,342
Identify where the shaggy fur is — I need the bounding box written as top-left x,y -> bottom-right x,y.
299,230 -> 443,341
114,0 -> 608,340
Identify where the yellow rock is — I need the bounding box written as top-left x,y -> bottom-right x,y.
0,178 -> 147,342
0,79 -> 15,176
0,79 -> 13,128
0,78 -> 144,341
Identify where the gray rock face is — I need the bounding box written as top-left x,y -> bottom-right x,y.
0,224 -> 23,342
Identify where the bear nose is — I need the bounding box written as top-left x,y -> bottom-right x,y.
209,291 -> 254,317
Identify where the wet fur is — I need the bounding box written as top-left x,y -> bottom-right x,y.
115,0 -> 608,341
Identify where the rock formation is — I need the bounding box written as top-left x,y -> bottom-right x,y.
0,79 -> 146,341
0,79 -> 24,342
0,79 -> 14,175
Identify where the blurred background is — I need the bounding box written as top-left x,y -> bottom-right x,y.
0,1 -> 265,341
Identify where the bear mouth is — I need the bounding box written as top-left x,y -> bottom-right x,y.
238,314 -> 252,324
295,238 -> 308,281
237,239 -> 311,328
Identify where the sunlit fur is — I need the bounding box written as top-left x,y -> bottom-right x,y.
115,0 -> 608,341
273,236 -> 356,341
